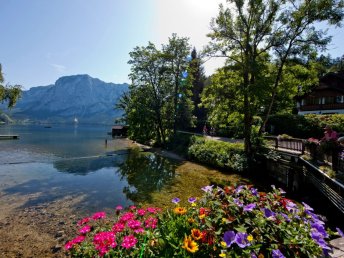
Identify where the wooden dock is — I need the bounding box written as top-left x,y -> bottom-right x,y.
0,135 -> 19,140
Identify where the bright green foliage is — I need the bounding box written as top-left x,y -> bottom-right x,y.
121,35 -> 193,145
188,136 -> 247,172
0,64 -> 21,109
205,0 -> 344,155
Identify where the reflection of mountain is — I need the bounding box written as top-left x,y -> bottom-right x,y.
53,153 -> 127,175
117,149 -> 179,202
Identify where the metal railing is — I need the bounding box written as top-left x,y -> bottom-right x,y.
264,136 -> 305,154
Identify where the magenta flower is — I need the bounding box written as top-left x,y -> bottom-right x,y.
137,208 -> 146,216
72,235 -> 85,244
145,216 -> 158,229
127,219 -> 141,229
119,212 -> 135,222
112,222 -> 125,233
92,211 -> 106,220
115,205 -> 123,211
79,225 -> 91,234
121,235 -> 138,249
77,217 -> 90,226
93,232 -> 117,256
64,241 -> 74,250
146,207 -> 159,214
130,205 -> 136,210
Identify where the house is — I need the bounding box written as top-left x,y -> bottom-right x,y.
296,71 -> 344,115
111,125 -> 128,137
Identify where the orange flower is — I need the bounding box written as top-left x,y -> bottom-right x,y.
182,236 -> 199,253
174,207 -> 187,215
191,229 -> 202,240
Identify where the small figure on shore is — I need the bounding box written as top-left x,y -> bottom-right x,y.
105,139 -> 108,147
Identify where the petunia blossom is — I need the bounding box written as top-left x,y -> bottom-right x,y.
172,197 -> 180,204
272,249 -> 286,258
223,231 -> 236,247
234,232 -> 250,248
243,203 -> 256,212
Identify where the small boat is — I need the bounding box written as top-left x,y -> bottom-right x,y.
74,117 -> 78,124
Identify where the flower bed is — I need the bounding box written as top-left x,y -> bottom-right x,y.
65,185 -> 344,257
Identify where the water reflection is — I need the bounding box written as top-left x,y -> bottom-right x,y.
118,149 -> 180,203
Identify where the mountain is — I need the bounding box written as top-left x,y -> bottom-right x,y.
2,74 -> 128,124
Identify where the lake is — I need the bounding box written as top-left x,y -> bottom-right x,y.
0,124 -> 247,215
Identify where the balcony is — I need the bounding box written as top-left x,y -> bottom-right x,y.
300,103 -> 344,111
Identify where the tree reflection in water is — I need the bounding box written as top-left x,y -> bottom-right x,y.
118,148 -> 179,203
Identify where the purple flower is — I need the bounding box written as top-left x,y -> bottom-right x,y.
302,202 -> 314,212
286,201 -> 298,213
171,197 -> 180,204
201,185 -> 214,193
263,208 -> 275,218
336,227 -> 344,237
251,253 -> 257,258
280,213 -> 290,222
272,249 -> 286,258
311,222 -> 328,238
243,203 -> 256,212
188,197 -> 196,203
235,185 -> 244,194
223,231 -> 236,247
234,232 -> 250,248
250,188 -> 258,196
234,198 -> 243,207
311,230 -> 323,242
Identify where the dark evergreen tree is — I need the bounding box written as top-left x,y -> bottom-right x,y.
189,48 -> 207,130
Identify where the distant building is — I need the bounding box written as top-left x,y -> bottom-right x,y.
296,71 -> 344,115
112,125 -> 128,137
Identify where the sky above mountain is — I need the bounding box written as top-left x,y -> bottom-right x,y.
1,0 -> 344,90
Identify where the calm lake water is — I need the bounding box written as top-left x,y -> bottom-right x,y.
0,124 -> 179,213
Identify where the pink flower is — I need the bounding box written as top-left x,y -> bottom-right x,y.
112,222 -> 125,233
64,241 -> 74,250
92,211 -> 106,220
121,235 -> 138,249
134,227 -> 145,234
119,212 -> 135,222
130,205 -> 137,211
145,216 -> 158,229
72,235 -> 85,244
127,219 -> 141,229
146,207 -> 160,214
137,209 -> 146,216
115,205 -> 123,210
79,225 -> 91,234
77,217 -> 90,226
93,232 -> 117,256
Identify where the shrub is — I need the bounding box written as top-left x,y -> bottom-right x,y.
188,136 -> 247,172
65,185 -> 344,257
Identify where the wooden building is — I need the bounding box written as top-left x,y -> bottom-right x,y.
111,125 -> 128,137
296,71 -> 344,115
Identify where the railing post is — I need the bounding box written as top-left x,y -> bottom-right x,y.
275,138 -> 278,150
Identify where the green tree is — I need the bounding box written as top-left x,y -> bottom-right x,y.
189,47 -> 207,129
206,0 -> 343,155
0,64 -> 21,109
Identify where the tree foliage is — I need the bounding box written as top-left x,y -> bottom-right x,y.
119,35 -> 193,145
0,64 -> 21,109
204,0 -> 343,155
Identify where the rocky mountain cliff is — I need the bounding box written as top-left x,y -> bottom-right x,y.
2,74 -> 128,124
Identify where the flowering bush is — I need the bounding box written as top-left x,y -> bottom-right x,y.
65,186 -> 343,257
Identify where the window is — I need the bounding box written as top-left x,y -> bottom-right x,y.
336,96 -> 344,103
305,97 -> 320,105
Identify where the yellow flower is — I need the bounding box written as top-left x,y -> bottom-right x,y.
182,236 -> 199,253
191,229 -> 202,240
191,202 -> 197,207
247,234 -> 253,241
199,214 -> 206,219
174,207 -> 187,215
220,241 -> 227,248
188,217 -> 195,224
219,253 -> 226,258
222,218 -> 228,224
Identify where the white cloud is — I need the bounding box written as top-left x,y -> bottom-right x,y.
50,63 -> 66,73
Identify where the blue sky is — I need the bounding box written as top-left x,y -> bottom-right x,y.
1,0 -> 344,90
